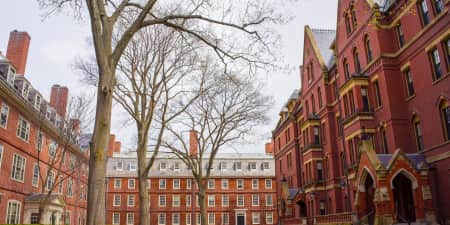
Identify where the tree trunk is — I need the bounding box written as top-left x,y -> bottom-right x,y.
138,146 -> 150,225
87,75 -> 114,225
198,187 -> 208,225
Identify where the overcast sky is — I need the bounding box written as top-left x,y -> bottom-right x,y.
0,0 -> 337,153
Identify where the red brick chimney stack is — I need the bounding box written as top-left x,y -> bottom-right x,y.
265,142 -> 274,155
107,134 -> 116,157
114,141 -> 122,153
50,85 -> 69,118
6,30 -> 31,75
189,130 -> 198,156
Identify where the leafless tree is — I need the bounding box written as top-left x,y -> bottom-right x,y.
163,73 -> 271,225
36,94 -> 94,223
37,1 -> 284,224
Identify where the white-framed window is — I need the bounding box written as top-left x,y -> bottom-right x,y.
114,195 -> 121,206
196,213 -> 201,225
186,213 -> 192,225
159,179 -> 166,189
112,212 -> 120,225
219,162 -> 227,170
208,195 -> 215,207
22,82 -> 30,99
35,94 -> 41,110
16,117 -> 30,141
234,162 -> 242,170
6,200 -> 21,224
196,194 -> 200,207
221,179 -> 229,189
186,179 -> 192,189
11,153 -> 26,182
126,213 -> 134,225
208,213 -> 215,225
64,211 -> 71,225
46,171 -> 54,190
266,213 -> 273,224
159,195 -> 166,207
252,194 -> 259,206
58,175 -> 64,193
128,179 -> 135,189
0,144 -> 3,170
158,213 -> 166,225
266,194 -> 273,206
252,179 -> 259,189
67,178 -> 73,197
147,179 -> 151,189
0,103 -> 9,128
208,179 -> 215,189
115,161 -> 123,170
186,195 -> 192,207
262,162 -> 270,170
48,140 -> 58,158
237,195 -> 244,206
172,195 -> 180,207
173,179 -> 180,189
265,179 -> 272,189
249,162 -> 257,170
222,195 -> 229,207
172,213 -> 180,225
128,162 -> 136,171
222,213 -> 229,225
128,195 -> 135,207
174,162 -> 180,171
237,179 -> 244,189
36,130 -> 44,151
252,213 -> 260,224
159,162 -> 167,170
6,66 -> 16,86
114,179 -> 121,189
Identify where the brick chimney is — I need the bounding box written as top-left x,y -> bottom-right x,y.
107,134 -> 116,157
189,130 -> 198,156
50,85 -> 69,118
6,30 -> 31,75
114,141 -> 122,153
265,142 -> 274,155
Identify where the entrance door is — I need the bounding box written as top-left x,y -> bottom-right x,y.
237,214 -> 245,225
393,173 -> 416,223
364,175 -> 375,225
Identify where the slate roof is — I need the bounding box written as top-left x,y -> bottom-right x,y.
280,89 -> 300,112
288,188 -> 302,200
79,133 -> 92,150
374,0 -> 396,12
25,193 -> 63,202
310,29 -> 336,68
377,153 -> 428,170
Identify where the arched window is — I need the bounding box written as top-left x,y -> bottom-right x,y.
440,100 -> 450,140
353,48 -> 361,73
364,35 -> 373,62
351,6 -> 357,28
412,116 -> 424,151
345,13 -> 352,35
343,58 -> 350,79
380,127 -> 388,153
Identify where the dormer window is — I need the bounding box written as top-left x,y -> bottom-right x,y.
249,162 -> 257,170
219,162 -> 227,170
129,162 -> 136,171
262,162 -> 270,170
234,162 -> 242,171
22,83 -> 30,99
159,162 -> 167,170
34,95 -> 41,110
116,161 -> 123,171
174,162 -> 180,171
7,66 -> 15,86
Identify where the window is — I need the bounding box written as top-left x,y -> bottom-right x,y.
361,87 -> 370,112
67,178 -> 73,197
396,24 -> 405,48
159,195 -> 166,207
0,103 -> 9,128
208,179 -> 215,189
444,38 -> 450,66
414,118 -> 424,151
128,162 -> 136,171
419,0 -> 430,26
32,164 -> 39,187
128,179 -> 135,189
31,213 -> 39,224
381,128 -> 389,154
374,80 -> 382,107
234,162 -> 242,170
287,153 -> 292,168
173,213 -> 180,225
114,179 -> 121,189
252,213 -> 260,224
116,161 -> 123,170
265,179 -> 272,189
403,69 -> 415,97
64,211 -> 71,225
113,213 -> 120,225
345,13 -> 352,35
266,213 -> 273,225
58,175 -> 64,193
222,213 -> 229,225
263,162 -> 270,170
11,153 -> 26,182
6,200 -> 21,224
252,179 -> 259,189
35,95 -> 41,110
441,102 -> 450,140
48,140 -> 58,158
16,117 -> 30,141
317,161 -> 323,180
173,195 -> 180,207
114,195 -> 121,206
0,145 -> 3,171
22,83 -> 30,99
186,213 -> 192,225
173,179 -> 180,189
186,179 -> 192,189
249,162 -> 257,170
318,88 -> 323,108
313,126 -> 320,145
430,48 -> 443,80
237,195 -> 244,206
7,66 -> 15,86
208,195 -> 215,207
219,162 -> 227,170
237,179 -> 244,189
343,58 -> 350,79
197,214 -> 203,225
159,179 -> 166,189
365,35 -> 373,62
266,194 -> 273,206
433,0 -> 444,14
252,194 -> 259,206
186,195 -> 192,207
128,195 -> 135,207
353,48 -> 361,73
174,162 -> 180,170
36,130 -> 44,151
320,201 -> 326,215
221,179 -> 229,189
311,94 -> 316,113
159,162 -> 167,170
222,195 -> 229,207
158,214 -> 166,225
208,213 -> 215,225
351,7 -> 357,27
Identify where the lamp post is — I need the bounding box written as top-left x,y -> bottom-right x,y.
279,176 -> 288,225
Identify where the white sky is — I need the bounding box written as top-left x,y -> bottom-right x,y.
0,0 -> 337,153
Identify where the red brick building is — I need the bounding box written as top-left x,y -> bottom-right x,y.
105,143 -> 278,225
273,0 -> 449,224
0,30 -> 89,224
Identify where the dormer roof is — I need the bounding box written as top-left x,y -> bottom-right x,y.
305,27 -> 336,70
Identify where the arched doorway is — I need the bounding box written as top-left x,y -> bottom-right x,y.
364,174 -> 376,225
297,200 -> 307,218
393,173 -> 416,223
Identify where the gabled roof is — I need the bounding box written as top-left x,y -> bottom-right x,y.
305,26 -> 336,69
366,0 -> 397,12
